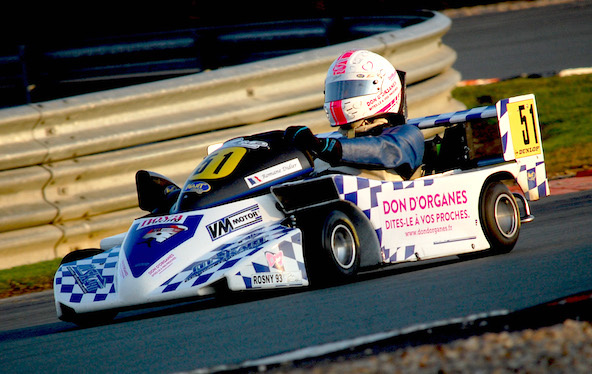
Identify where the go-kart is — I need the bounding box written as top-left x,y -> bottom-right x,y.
54,94 -> 549,325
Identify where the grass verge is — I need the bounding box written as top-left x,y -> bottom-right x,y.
1,73 -> 590,299
0,259 -> 62,299
452,73 -> 592,178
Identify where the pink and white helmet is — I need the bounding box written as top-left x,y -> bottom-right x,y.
324,49 -> 403,127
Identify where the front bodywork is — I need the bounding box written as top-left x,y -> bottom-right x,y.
55,196 -> 308,318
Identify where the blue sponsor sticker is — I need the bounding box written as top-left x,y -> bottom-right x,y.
185,181 -> 211,194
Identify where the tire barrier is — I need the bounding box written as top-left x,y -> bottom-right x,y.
0,11 -> 464,269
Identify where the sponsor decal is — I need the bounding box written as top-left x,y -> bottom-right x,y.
332,50 -> 355,75
137,214 -> 187,229
381,190 -> 469,230
185,181 -> 211,194
382,190 -> 468,214
142,225 -> 188,246
148,253 -> 176,277
164,185 -> 179,194
244,158 -> 302,189
206,204 -> 262,240
120,260 -> 129,279
266,251 -> 285,271
223,138 -> 269,150
67,264 -> 106,293
366,75 -> 400,112
185,234 -> 266,282
379,189 -> 472,242
527,170 -> 536,182
182,225 -> 296,285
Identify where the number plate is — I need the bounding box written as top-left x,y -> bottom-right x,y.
507,98 -> 542,159
191,147 -> 247,180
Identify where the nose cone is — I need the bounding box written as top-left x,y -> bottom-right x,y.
123,214 -> 203,278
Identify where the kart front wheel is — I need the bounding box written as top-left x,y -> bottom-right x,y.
58,304 -> 118,327
60,248 -> 104,265
480,181 -> 520,254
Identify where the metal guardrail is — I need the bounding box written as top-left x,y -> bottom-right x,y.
0,11 -> 464,269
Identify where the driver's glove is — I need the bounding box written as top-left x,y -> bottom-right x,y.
284,126 -> 342,164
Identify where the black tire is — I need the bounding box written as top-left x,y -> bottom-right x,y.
480,182 -> 520,254
302,209 -> 360,285
60,248 -> 104,265
59,306 -> 118,327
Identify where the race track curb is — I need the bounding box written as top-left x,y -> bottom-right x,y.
547,174 -> 592,195
457,67 -> 592,86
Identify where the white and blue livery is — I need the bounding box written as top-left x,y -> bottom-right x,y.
54,94 -> 549,325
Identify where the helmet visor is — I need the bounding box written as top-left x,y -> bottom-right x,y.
325,79 -> 379,102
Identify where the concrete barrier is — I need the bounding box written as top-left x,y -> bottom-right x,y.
0,11 -> 464,269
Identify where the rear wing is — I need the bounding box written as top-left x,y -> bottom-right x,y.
407,94 -> 549,200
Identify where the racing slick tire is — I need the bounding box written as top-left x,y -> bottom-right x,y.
480,181 -> 520,254
301,209 -> 361,285
60,248 -> 104,265
322,210 -> 360,276
59,306 -> 118,327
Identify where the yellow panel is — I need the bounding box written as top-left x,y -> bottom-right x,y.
507,98 -> 542,159
191,147 -> 247,180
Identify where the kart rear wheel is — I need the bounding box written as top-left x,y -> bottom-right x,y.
480,181 -> 520,254
302,209 -> 360,285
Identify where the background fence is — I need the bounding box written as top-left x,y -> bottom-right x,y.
1,13 -> 433,108
0,11 -> 464,269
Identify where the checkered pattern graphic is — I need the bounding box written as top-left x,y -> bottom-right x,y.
54,247 -> 120,304
157,223 -> 307,293
518,161 -> 550,200
406,105 -> 497,129
497,95 -> 550,200
497,97 -> 514,160
333,175 -> 432,262
227,229 -> 308,290
382,245 -> 416,263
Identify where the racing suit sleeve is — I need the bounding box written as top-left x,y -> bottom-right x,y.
338,124 -> 425,174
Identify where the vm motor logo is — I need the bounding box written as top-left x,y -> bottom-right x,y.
207,205 -> 262,240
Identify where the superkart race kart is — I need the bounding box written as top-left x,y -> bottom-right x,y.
54,94 -> 549,325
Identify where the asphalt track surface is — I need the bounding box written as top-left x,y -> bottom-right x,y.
2,2 -> 592,373
443,0 -> 592,80
1,188 -> 591,373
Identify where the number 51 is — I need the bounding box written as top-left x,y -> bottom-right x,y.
519,103 -> 539,146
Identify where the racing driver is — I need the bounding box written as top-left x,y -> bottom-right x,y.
285,49 -> 424,180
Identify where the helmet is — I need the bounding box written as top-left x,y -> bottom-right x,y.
324,50 -> 404,128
